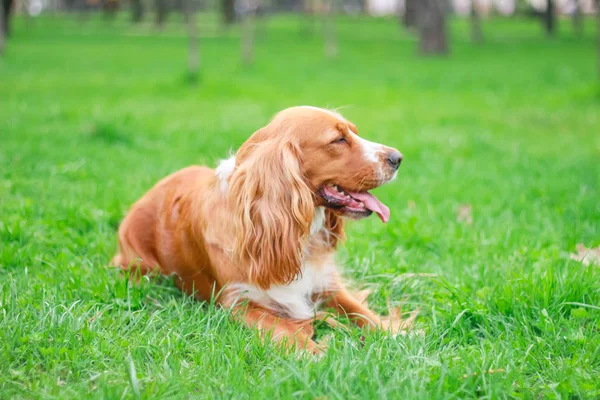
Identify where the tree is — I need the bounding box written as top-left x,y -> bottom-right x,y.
416,0 -> 448,55
184,0 -> 200,80
0,0 -> 4,55
572,0 -> 583,36
2,0 -> 13,37
222,0 -> 235,24
544,0 -> 556,36
301,0 -> 317,35
471,0 -> 483,43
155,0 -> 168,28
323,0 -> 337,58
241,0 -> 257,65
403,0 -> 418,29
131,0 -> 144,22
597,0 -> 600,79
103,0 -> 120,19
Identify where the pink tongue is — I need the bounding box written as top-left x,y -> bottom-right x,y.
348,191 -> 390,223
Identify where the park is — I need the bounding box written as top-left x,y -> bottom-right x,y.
1,2 -> 599,398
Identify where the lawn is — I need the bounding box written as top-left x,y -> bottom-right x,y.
1,13 -> 599,399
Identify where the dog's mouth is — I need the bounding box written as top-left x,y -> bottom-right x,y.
318,183 -> 390,223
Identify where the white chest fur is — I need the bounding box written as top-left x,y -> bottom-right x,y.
230,207 -> 337,320
231,260 -> 336,320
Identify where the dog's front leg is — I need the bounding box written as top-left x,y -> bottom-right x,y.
326,286 -> 382,330
326,283 -> 418,336
235,304 -> 322,354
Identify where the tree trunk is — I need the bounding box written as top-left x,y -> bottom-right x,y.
184,0 -> 200,80
0,0 -> 4,55
470,1 -> 483,43
241,3 -> 256,65
77,0 -> 89,23
597,0 -> 600,79
417,0 -> 448,55
301,0 -> 316,35
323,0 -> 337,58
544,0 -> 556,36
131,0 -> 144,22
2,0 -> 13,37
64,0 -> 77,10
222,0 -> 235,24
572,0 -> 583,36
103,0 -> 120,20
155,0 -> 168,28
403,0 -> 418,29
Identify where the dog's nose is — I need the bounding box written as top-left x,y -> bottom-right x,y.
387,151 -> 403,170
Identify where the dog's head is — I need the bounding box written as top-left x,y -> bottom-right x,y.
225,106 -> 402,287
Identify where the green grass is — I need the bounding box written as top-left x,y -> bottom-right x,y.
1,13 -> 600,399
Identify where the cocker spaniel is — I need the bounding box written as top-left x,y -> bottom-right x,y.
112,106 -> 403,353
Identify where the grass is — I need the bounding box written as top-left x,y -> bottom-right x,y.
1,13 -> 600,399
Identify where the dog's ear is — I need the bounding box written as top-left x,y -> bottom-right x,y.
228,137 -> 314,289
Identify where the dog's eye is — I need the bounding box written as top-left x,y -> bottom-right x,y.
332,137 -> 348,144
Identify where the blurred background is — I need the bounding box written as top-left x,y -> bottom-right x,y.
1,0 -> 598,71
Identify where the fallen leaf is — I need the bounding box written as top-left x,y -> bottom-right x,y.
87,312 -> 102,323
457,204 -> 473,225
408,200 -> 416,210
570,244 -> 600,266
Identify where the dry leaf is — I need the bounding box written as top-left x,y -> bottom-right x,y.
457,204 -> 473,225
87,312 -> 102,324
408,200 -> 416,210
359,335 -> 365,346
570,244 -> 600,266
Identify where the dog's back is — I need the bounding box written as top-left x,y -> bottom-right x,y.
112,166 -> 213,276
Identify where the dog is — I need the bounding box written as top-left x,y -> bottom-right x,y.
112,106 -> 403,353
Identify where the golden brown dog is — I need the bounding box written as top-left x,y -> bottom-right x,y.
112,106 -> 403,353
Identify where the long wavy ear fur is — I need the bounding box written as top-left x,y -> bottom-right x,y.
228,138 -> 314,289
